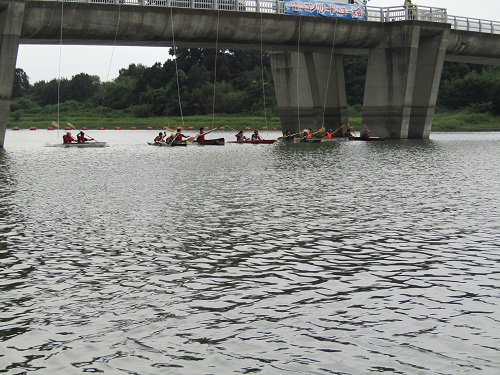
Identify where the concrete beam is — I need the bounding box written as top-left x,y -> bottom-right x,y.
362,22 -> 449,139
0,0 -> 25,147
270,51 -> 347,134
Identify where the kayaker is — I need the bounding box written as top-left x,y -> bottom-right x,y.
197,127 -> 205,142
251,130 -> 263,141
174,128 -> 189,143
282,130 -> 294,142
324,129 -> 333,139
235,130 -> 249,142
62,132 -> 76,144
77,131 -> 88,143
362,129 -> 371,139
306,129 -> 314,138
154,132 -> 164,142
345,128 -> 353,138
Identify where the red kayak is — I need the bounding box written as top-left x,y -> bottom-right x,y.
228,140 -> 276,144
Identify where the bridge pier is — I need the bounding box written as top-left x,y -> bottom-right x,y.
362,22 -> 449,139
0,0 -> 24,147
270,51 -> 348,135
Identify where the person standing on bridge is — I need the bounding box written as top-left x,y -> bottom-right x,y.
405,0 -> 416,20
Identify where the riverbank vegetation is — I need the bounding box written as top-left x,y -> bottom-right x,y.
8,49 -> 500,131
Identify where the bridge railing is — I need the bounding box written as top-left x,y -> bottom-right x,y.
32,1 -> 499,34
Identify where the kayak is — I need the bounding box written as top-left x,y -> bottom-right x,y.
295,138 -> 321,143
148,141 -> 187,147
349,136 -> 385,141
194,138 -> 225,146
228,139 -> 276,144
62,142 -> 108,148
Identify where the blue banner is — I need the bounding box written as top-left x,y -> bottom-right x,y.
284,1 -> 366,21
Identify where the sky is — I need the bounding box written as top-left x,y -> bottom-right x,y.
16,0 -> 500,84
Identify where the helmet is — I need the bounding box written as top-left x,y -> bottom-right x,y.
328,129 -> 332,132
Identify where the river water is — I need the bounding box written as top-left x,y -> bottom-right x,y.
0,130 -> 499,374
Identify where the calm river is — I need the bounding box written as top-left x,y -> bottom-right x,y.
0,130 -> 499,374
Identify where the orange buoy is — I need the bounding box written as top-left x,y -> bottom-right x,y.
262,127 -> 268,130
147,127 -> 154,130
272,127 -> 278,131
187,126 -> 194,130
115,127 -> 122,130
98,127 -> 105,130
218,126 -> 225,130
245,127 -> 251,131
204,126 -> 210,130
131,126 -> 138,130
29,127 -> 37,131
12,127 -> 20,131
47,127 -> 54,131
82,127 -> 89,130
65,127 -> 72,130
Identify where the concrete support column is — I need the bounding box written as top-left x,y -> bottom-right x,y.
270,51 -> 348,135
362,22 -> 449,139
0,1 -> 25,147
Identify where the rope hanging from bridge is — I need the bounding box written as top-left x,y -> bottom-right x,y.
171,7 -> 185,126
321,18 -> 338,131
56,0 -> 64,127
260,12 -> 268,130
296,16 -> 302,130
98,2 -> 122,126
211,10 -> 220,130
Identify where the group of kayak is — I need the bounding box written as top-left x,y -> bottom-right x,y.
280,127 -> 385,142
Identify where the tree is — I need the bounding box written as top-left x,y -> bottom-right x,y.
12,68 -> 30,99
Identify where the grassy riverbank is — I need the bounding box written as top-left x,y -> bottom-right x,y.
7,110 -> 500,132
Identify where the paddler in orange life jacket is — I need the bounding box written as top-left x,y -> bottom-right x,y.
62,132 -> 76,144
324,129 -> 333,139
306,128 -> 314,139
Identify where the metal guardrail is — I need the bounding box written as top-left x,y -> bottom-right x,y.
34,1 -> 500,34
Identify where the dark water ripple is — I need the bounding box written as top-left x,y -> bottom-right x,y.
0,131 -> 499,374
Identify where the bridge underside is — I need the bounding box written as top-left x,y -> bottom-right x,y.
270,22 -> 450,139
1,1 -> 500,145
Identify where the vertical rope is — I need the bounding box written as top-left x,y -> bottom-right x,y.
171,7 -> 184,125
296,16 -> 301,130
211,10 -> 220,129
57,0 -> 64,126
260,12 -> 268,129
322,18 -> 338,128
99,3 -> 122,124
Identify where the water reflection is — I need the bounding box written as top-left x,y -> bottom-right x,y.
0,131 -> 499,374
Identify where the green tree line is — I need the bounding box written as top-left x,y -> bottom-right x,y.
10,48 -> 500,120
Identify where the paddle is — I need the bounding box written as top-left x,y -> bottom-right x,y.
293,127 -> 326,142
278,130 -> 301,140
187,128 -> 216,143
323,124 -> 345,138
68,122 -> 98,142
52,121 -> 60,129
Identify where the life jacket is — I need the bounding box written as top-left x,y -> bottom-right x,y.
63,134 -> 71,143
175,133 -> 183,142
154,135 -> 163,142
197,132 -> 205,141
325,132 -> 333,139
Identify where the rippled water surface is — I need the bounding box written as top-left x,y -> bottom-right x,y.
1,130 -> 499,374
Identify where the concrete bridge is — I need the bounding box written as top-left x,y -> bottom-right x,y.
1,1 -> 499,146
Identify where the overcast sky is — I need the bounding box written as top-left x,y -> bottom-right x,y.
16,0 -> 500,84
